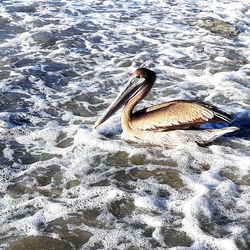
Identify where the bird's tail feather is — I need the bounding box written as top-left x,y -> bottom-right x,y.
206,126 -> 239,142
214,111 -> 232,123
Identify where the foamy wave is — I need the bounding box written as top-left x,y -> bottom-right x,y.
0,0 -> 249,249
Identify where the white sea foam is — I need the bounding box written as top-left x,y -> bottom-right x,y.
0,0 -> 249,249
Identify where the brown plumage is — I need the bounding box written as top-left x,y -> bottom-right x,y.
130,100 -> 231,131
95,68 -> 238,145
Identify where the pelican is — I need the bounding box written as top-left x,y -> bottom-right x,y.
94,68 -> 238,145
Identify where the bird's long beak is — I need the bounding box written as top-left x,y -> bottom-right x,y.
94,77 -> 145,128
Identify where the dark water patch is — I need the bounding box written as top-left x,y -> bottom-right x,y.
44,106 -> 62,117
32,165 -> 62,187
72,92 -> 103,105
6,4 -> 38,13
129,154 -> 149,166
127,245 -> 141,250
117,59 -> 133,67
9,114 -> 32,127
235,236 -> 250,250
61,229 -> 93,249
66,179 -> 81,189
56,131 -> 67,142
196,187 -> 245,240
77,20 -> 103,31
129,153 -> 178,168
13,58 -> 38,68
56,137 -> 74,148
15,151 -> 62,165
32,17 -> 60,27
90,179 -> 110,187
37,187 -> 63,198
63,8 -> 79,17
55,36 -> 87,52
0,160 -> 27,183
88,102 -> 111,114
108,198 -> 136,219
0,92 -> 32,112
7,204 -> 39,221
224,49 -> 249,65
113,170 -> 136,190
7,164 -> 63,198
65,208 -> 103,228
106,151 -> 129,167
45,0 -> 66,7
0,230 -> 19,246
7,181 -> 37,199
7,180 -> 63,199
59,27 -> 83,37
32,32 -> 58,47
23,68 -> 70,90
44,218 -> 92,249
2,141 -> 38,166
88,35 -> 102,44
161,227 -> 194,248
60,69 -> 80,78
197,17 -> 240,37
208,64 -> 242,75
210,93 -> 236,106
0,70 -> 10,80
201,164 -> 210,171
197,210 -> 232,238
43,60 -> 70,72
0,17 -> 26,40
7,77 -> 35,91
7,236 -> 73,250
43,75 -> 68,89
220,167 -> 250,186
87,155 -> 103,169
142,227 -> 155,238
117,44 -> 144,55
0,157 -> 13,167
157,188 -> 171,198
0,143 -> 6,152
59,101 -> 93,117
0,47 -> 22,60
113,167 -> 184,189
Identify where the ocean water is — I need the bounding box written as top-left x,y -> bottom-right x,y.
0,0 -> 250,249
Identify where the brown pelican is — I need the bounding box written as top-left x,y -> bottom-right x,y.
94,68 -> 238,145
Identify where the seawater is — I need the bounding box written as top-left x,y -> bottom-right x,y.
0,0 -> 249,249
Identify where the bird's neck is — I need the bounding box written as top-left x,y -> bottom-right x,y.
121,77 -> 155,131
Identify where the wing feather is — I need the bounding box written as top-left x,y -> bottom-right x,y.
130,100 -> 231,131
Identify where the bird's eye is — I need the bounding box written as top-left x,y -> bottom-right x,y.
136,75 -> 140,78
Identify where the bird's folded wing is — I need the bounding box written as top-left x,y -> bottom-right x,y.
130,100 -> 220,131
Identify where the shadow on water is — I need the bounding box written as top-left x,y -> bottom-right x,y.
230,110 -> 250,140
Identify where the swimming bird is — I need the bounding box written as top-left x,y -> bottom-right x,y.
94,68 -> 238,145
